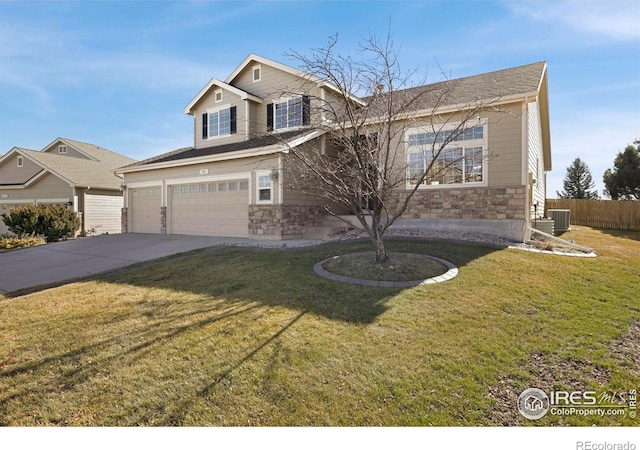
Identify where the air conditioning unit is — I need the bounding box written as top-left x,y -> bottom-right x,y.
547,209 -> 570,234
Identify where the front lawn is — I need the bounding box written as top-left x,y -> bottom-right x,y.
0,227 -> 638,426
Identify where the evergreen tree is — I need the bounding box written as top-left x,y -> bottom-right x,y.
556,157 -> 599,199
603,140 -> 640,200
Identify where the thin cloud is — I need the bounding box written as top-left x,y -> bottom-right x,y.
510,1 -> 640,41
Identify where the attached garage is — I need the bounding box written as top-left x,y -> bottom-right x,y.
130,186 -> 161,233
84,193 -> 123,235
168,178 -> 249,237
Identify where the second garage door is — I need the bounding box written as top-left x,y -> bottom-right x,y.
169,179 -> 249,237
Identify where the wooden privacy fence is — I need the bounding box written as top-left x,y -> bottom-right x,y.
545,199 -> 640,231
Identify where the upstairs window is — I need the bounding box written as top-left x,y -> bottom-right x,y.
266,96 -> 310,131
202,105 -> 237,139
17,156 -> 23,167
252,65 -> 261,82
214,89 -> 223,103
58,145 -> 68,154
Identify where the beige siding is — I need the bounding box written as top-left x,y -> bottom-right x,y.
193,89 -> 248,149
486,103 -> 523,187
124,155 -> 281,205
527,101 -> 546,219
0,154 -> 42,184
233,63 -> 323,135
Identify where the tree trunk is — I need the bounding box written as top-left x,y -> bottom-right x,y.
373,227 -> 389,263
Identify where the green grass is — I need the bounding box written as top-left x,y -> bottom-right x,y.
0,227 -> 639,426
323,251 -> 448,281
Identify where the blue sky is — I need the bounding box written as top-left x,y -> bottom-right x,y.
1,0 -> 638,197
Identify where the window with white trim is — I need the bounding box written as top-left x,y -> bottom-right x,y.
214,89 -> 223,103
17,156 -> 23,167
58,145 -> 67,154
202,105 -> 237,139
406,124 -> 486,186
257,172 -> 273,203
252,65 -> 261,82
267,96 -> 310,131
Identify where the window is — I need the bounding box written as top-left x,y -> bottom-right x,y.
17,156 -> 23,167
257,173 -> 272,203
199,184 -> 207,193
252,65 -> 261,82
239,181 -> 249,191
406,124 -> 485,186
214,89 -> 223,103
173,186 -> 180,194
267,96 -> 310,131
228,182 -> 238,191
58,145 -> 67,154
202,105 -> 237,139
189,185 -> 197,193
218,183 -> 227,192
181,185 -> 188,194
208,183 -> 216,192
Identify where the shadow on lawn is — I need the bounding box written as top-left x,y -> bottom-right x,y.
0,239 -> 502,425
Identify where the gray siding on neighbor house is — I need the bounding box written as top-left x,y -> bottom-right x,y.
43,141 -> 91,160
0,154 -> 42,185
0,173 -> 71,201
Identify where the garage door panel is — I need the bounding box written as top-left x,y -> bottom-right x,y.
130,187 -> 161,234
169,179 -> 249,237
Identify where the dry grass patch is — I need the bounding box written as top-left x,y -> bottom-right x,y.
0,228 -> 639,426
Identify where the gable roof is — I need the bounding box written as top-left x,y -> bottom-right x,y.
42,137 -> 136,168
1,139 -> 136,190
184,78 -> 263,115
186,54 -> 366,114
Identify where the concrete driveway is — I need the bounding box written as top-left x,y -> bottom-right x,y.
0,233 -> 321,295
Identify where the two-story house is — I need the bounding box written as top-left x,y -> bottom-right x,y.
116,54 -> 550,242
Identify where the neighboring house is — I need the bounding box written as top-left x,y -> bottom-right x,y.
0,138 -> 136,236
116,54 -> 550,242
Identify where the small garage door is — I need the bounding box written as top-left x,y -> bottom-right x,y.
84,193 -> 123,235
130,186 -> 161,233
169,179 -> 249,237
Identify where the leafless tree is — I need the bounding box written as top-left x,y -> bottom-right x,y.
283,34 -> 500,263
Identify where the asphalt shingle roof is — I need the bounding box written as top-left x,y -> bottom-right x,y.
123,129 -> 310,168
12,139 -> 136,189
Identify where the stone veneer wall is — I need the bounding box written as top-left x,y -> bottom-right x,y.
391,186 -> 527,221
121,207 -> 128,234
160,206 -> 167,234
249,205 -> 325,238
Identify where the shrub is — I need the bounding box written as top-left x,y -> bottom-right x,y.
1,204 -> 81,242
0,235 -> 46,250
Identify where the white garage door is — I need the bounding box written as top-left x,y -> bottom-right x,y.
169,179 -> 249,237
130,186 -> 161,233
84,193 -> 123,235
